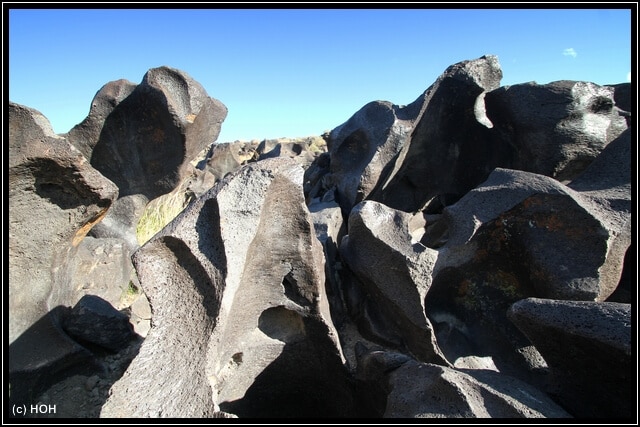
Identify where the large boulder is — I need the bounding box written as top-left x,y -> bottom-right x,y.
310,57 -> 627,216
62,294 -> 135,352
369,55 -> 504,213
9,102 -> 118,403
356,349 -> 571,418
306,55 -> 504,215
340,201 -> 447,365
584,130 -> 634,302
423,157 -> 630,383
66,66 -> 229,301
65,79 -> 137,160
568,127 -> 631,199
68,66 -> 227,201
101,158 -> 362,418
313,97 -> 424,214
205,141 -> 257,182
484,80 -> 628,182
66,236 -> 138,309
508,298 -> 632,418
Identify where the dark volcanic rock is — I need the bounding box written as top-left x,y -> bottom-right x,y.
10,55 -> 632,420
206,137 -> 327,185
316,97 -> 425,214
205,141 -> 257,181
86,194 -> 148,251
423,162 -> 630,384
307,55 -> 504,215
508,298 -> 632,418
76,66 -> 227,200
9,102 -> 118,405
356,349 -> 571,418
610,82 -> 631,126
66,79 -> 137,160
369,55 -> 504,213
102,158 -> 361,418
63,295 -> 135,352
485,80 -> 628,182
309,57 -> 627,216
340,201 -> 447,365
66,66 -> 229,282
610,82 -> 631,112
66,236 -> 138,308
568,127 -> 631,196
8,102 -> 118,342
309,198 -> 349,333
256,136 -> 325,168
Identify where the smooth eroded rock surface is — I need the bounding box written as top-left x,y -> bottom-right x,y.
102,158 -> 362,418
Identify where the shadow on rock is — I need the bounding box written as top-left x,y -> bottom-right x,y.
9,306 -> 143,419
218,336 -> 375,419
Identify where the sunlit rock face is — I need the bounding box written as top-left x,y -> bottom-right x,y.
368,55 -> 505,213
9,56 -> 632,419
423,139 -> 630,386
307,55 -> 505,215
67,66 -> 228,260
484,80 -> 628,183
340,200 -> 447,365
308,58 -> 627,217
101,158 -> 363,418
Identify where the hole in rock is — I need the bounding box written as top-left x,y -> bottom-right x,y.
231,352 -> 243,364
257,306 -> 306,343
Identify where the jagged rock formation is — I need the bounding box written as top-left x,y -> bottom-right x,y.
9,66 -> 228,408
101,158 -> 360,418
485,81 -> 628,182
421,128 -> 630,381
203,136 -> 327,183
65,79 -> 137,161
67,66 -> 228,253
67,66 -> 227,200
8,103 -> 119,403
306,56 -> 628,216
307,56 -> 631,418
340,201 -> 447,365
368,55 -> 505,213
8,57 -> 633,419
315,98 -> 424,214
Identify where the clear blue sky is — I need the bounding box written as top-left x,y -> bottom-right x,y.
8,7 -> 633,143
